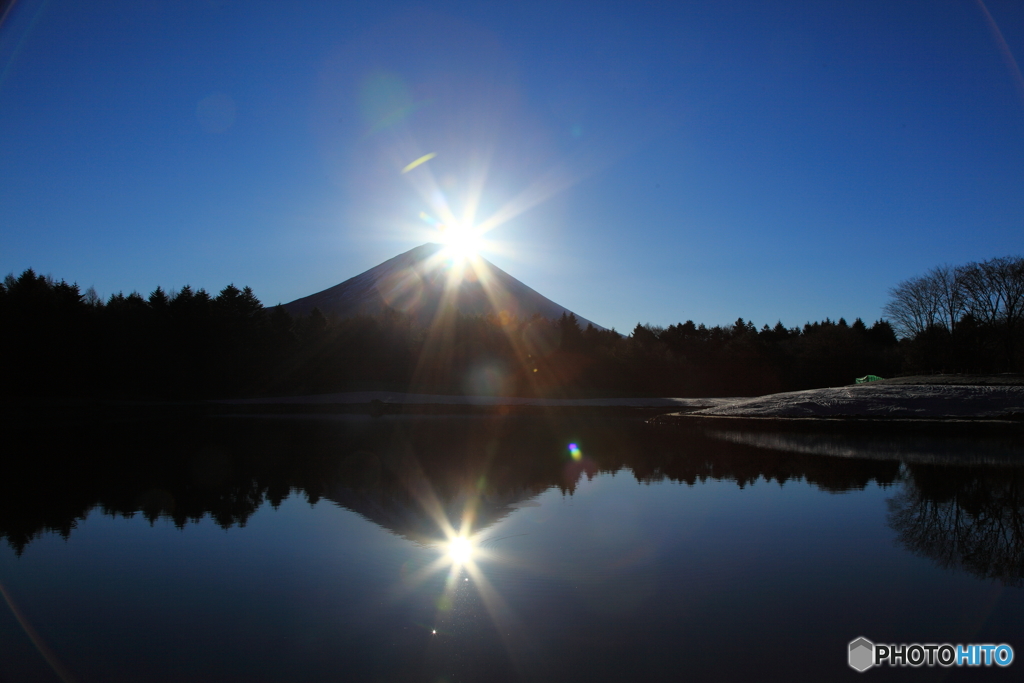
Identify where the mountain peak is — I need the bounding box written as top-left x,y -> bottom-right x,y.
284,244 -> 602,329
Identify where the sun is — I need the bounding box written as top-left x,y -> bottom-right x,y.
439,223 -> 482,261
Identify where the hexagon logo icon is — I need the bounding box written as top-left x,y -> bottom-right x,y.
849,637 -> 874,672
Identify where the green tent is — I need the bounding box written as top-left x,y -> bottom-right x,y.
855,375 -> 884,384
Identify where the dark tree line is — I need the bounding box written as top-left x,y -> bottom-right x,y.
611,316 -> 898,396
0,269 -> 285,398
884,255 -> 1024,373
1,267 -> 900,399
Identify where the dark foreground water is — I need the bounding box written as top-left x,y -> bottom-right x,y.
1,415 -> 1022,682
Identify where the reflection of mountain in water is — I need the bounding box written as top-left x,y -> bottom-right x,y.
323,454 -> 544,546
5,415 -> 1022,587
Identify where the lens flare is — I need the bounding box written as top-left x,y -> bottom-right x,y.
568,443 -> 582,461
402,152 -> 436,174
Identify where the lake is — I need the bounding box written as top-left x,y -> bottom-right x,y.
1,415 -> 1022,681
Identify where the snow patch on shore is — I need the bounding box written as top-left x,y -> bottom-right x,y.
693,384 -> 1024,419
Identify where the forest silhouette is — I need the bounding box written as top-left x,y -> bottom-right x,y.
0,268 -> 903,399
3,256 -> 1019,401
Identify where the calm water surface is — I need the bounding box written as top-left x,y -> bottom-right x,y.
1,416 -> 1022,682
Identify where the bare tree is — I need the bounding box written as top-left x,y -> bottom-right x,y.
988,256 -> 1024,326
960,257 -> 1024,365
986,256 -> 1024,364
960,260 -> 1004,327
883,273 -> 942,339
888,256 -> 1024,369
930,265 -> 967,335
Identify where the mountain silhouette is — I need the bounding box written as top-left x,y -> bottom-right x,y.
284,243 -> 603,329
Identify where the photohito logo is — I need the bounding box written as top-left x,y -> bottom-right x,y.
848,637 -> 1014,671
849,638 -> 874,672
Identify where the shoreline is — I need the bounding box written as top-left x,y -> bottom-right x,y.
649,412 -> 1024,434
0,399 -> 705,426
649,377 -> 1024,433
5,375 -> 1023,427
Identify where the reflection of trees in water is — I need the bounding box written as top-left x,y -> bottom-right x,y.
888,464 -> 1024,586
710,429 -> 1024,467
1,417 -> 904,554
625,444 -> 899,493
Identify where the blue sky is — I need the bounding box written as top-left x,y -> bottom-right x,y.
2,0 -> 1022,333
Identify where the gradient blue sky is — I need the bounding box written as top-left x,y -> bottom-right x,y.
2,0 -> 1022,333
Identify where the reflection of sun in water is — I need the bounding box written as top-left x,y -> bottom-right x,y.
392,512 -> 521,655
447,535 -> 475,564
